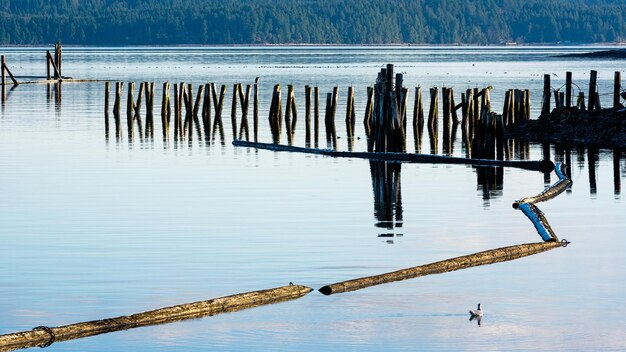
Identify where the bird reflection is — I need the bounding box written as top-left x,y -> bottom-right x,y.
469,314 -> 483,327
370,161 -> 403,238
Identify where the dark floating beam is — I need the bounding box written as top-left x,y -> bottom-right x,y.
232,140 -> 554,172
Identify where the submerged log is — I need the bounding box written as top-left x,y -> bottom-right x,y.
232,140 -> 554,172
319,241 -> 567,295
0,285 -> 312,352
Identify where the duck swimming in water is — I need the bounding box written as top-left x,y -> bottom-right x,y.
469,303 -> 483,317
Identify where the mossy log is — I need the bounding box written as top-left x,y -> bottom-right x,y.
232,140 -> 554,172
319,241 -> 566,295
0,285 -> 312,352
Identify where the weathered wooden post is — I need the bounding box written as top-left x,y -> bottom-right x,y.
127,82 -> 135,139
212,84 -> 226,142
238,84 -> 251,141
541,74 -> 551,117
413,86 -> 424,153
305,85 -> 312,145
363,86 -> 374,138
231,83 -> 239,139
104,82 -> 110,116
46,51 -> 51,80
345,86 -> 355,138
588,70 -> 598,112
428,87 -> 438,130
285,85 -> 294,144
1,55 -> 6,86
614,71 -> 621,110
314,86 -> 319,147
202,83 -> 211,140
161,82 -> 171,139
524,89 -> 531,121
566,71 -> 572,108
253,77 -> 259,142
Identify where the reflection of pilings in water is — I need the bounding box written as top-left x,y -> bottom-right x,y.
476,166 -> 504,203
0,285 -> 313,352
588,148 -> 598,194
318,240 -> 567,295
514,163 -> 572,206
370,161 -> 403,230
542,143 -> 551,184
614,148 -> 621,196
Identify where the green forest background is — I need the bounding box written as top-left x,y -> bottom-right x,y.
1,0 -> 625,45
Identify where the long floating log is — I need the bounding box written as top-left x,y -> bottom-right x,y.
318,241 -> 567,295
0,285 -> 312,352
232,140 -> 554,172
513,162 -> 571,206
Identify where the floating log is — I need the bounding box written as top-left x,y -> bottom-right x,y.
318,240 -> 567,295
0,285 -> 312,352
232,140 -> 554,172
517,203 -> 558,242
513,163 -> 571,206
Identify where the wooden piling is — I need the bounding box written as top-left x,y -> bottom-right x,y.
202,83 -> 211,140
314,86 -> 319,147
614,71 -> 621,110
238,84 -> 251,141
305,85 -> 312,144
127,82 -> 135,139
363,86 -> 374,138
46,51 -> 51,80
104,82 -> 110,116
413,87 -> 424,153
588,70 -> 598,112
428,87 -> 438,130
231,83 -> 239,139
318,241 -> 566,295
161,82 -> 170,139
146,82 -> 155,138
211,84 -> 226,142
45,51 -> 61,81
0,285 -> 312,352
346,86 -> 356,138
285,84 -> 294,144
566,71 -> 572,108
541,74 -> 551,117
253,78 -> 259,142
524,89 -> 531,122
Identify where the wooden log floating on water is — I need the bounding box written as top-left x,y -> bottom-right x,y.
318,240 -> 567,295
0,285 -> 312,352
232,140 -> 554,172
513,163 -> 572,207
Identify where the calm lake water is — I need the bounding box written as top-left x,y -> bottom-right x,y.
1,46 -> 625,351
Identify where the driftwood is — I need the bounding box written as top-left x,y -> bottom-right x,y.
319,241 -> 567,295
232,140 -> 554,172
0,285 -> 312,352
513,163 -> 571,206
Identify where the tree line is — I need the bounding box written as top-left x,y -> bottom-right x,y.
1,0 -> 624,45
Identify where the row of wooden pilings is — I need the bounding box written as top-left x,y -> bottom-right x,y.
104,65 -> 533,161
540,70 -> 623,115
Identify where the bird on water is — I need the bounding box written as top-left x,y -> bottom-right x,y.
469,303 -> 483,317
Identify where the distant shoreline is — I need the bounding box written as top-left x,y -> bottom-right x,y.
2,42 -> 626,48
